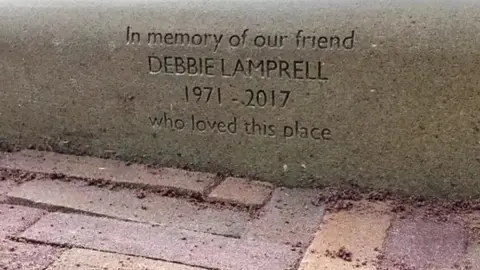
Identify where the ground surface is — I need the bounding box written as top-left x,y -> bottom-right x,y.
0,150 -> 479,270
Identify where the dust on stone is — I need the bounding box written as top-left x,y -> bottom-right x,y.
325,246 -> 353,262
313,186 -> 480,222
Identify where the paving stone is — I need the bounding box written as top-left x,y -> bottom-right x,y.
47,248 -> 203,270
207,177 -> 273,207
458,213 -> 480,270
462,244 -> 480,270
0,180 -> 14,203
0,239 -> 60,270
0,150 -> 217,195
0,168 -> 20,203
0,204 -> 46,239
244,188 -> 324,247
20,213 -> 300,270
381,216 -> 467,270
7,179 -> 249,237
298,203 -> 392,270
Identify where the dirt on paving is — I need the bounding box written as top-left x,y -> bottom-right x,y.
2,152 -> 480,270
312,187 -> 480,270
313,186 -> 480,219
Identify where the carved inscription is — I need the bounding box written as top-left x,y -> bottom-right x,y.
125,26 -> 356,141
148,113 -> 331,141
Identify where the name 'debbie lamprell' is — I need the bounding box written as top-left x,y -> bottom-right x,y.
147,56 -> 329,80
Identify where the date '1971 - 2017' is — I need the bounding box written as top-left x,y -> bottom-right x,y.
184,86 -> 291,108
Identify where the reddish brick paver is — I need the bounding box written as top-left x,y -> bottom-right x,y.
19,212 -> 300,270
207,177 -> 273,207
0,150 -> 217,195
380,216 -> 467,269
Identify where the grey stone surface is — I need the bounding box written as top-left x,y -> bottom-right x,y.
7,179 -> 249,237
244,188 -> 324,247
20,212 -> 300,270
1,1 -> 480,197
381,217 -> 467,269
0,204 -> 46,239
0,239 -> 61,270
1,150 -> 217,195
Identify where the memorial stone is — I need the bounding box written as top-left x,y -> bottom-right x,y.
1,0 -> 479,197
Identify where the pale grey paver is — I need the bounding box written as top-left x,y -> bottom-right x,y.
0,150 -> 217,194
8,179 -> 249,237
0,239 -> 60,270
244,188 -> 325,247
0,204 -> 46,239
47,248 -> 204,270
459,213 -> 480,270
463,244 -> 480,270
381,217 -> 467,269
20,212 -> 300,270
207,177 -> 273,207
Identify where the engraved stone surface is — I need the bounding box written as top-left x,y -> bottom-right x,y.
1,0 -> 480,197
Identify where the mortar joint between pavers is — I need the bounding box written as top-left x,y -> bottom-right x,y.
4,196 -> 141,225
10,235 -> 74,249
2,208 -> 48,239
201,173 -> 227,199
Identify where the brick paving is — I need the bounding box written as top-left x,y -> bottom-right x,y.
244,188 -> 324,247
380,216 -> 467,269
207,177 -> 273,207
0,204 -> 46,238
8,179 -> 250,237
0,150 -> 479,270
20,213 -> 300,270
298,202 -> 391,270
47,248 -> 203,270
0,239 -> 60,270
0,150 -> 218,196
0,204 -> 59,270
0,180 -> 13,203
459,213 -> 480,270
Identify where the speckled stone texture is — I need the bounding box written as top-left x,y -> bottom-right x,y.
381,217 -> 467,269
20,212 -> 300,270
1,0 -> 480,197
